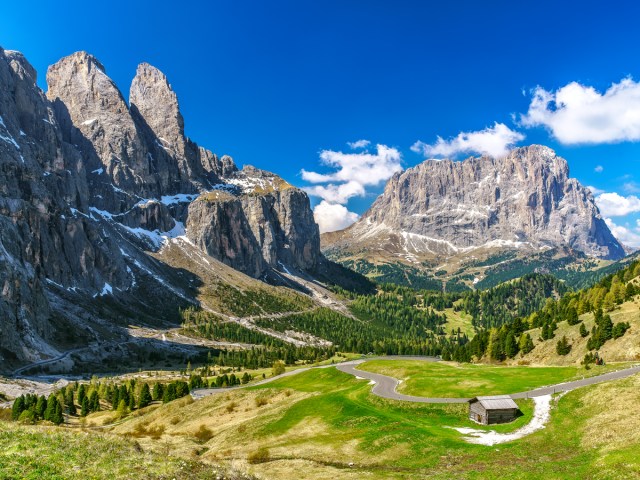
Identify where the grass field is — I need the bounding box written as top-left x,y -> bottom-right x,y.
356,360 -> 628,397
107,365 -> 640,479
0,419 -> 253,479
442,307 -> 476,338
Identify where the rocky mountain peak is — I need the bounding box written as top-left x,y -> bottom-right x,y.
324,145 -> 625,287
0,47 -> 328,370
129,62 -> 185,152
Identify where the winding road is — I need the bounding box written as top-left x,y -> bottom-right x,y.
191,356 -> 640,402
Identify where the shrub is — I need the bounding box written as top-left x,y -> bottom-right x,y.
247,447 -> 270,464
255,396 -> 268,408
194,424 -> 214,444
18,410 -> 36,424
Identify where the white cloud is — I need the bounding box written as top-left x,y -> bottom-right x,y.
605,218 -> 640,249
587,185 -> 605,196
595,192 -> 640,217
520,78 -> 640,144
313,200 -> 359,233
347,139 -> 370,149
304,180 -> 365,204
594,165 -> 604,173
302,144 -> 402,188
411,122 -> 525,159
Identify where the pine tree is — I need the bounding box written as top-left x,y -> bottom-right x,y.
35,395 -> 47,420
11,396 -> 25,420
89,391 -> 100,412
112,388 -> 120,411
566,307 -> 580,326
152,383 -> 163,401
44,394 -> 57,422
519,333 -> 535,354
579,323 -> 588,338
128,390 -> 136,411
81,397 -> 89,417
77,384 -> 86,406
117,399 -> 128,417
51,399 -> 64,425
504,334 -> 518,358
138,383 -> 152,409
556,336 -> 572,355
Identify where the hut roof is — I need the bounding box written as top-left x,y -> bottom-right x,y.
469,395 -> 518,410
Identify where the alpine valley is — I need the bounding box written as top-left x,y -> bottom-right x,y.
2,42 -> 640,480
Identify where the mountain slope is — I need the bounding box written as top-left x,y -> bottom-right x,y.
323,145 -> 626,290
0,48 -> 345,373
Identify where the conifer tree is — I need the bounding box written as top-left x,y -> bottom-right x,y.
556,336 -> 571,355
138,383 -> 152,409
44,394 -> 57,422
77,384 -> 86,406
35,395 -> 47,420
579,323 -> 588,337
51,398 -> 64,425
89,391 -> 100,412
11,396 -> 24,420
117,399 -> 128,417
81,397 -> 89,417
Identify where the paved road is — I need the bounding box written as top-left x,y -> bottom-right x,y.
336,359 -> 468,403
337,359 -> 640,403
191,356 -> 438,399
192,356 -> 640,404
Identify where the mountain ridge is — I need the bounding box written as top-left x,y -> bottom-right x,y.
322,145 -> 626,289
0,47 -> 341,372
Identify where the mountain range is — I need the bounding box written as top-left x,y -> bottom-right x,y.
0,47 -> 634,373
322,145 -> 628,290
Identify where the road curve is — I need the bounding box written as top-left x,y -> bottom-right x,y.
191,356 -> 439,399
336,359 -> 468,403
192,356 -> 640,404
337,359 -> 640,403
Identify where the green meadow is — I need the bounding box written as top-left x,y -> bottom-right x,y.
107,365 -> 640,479
357,359 -> 627,397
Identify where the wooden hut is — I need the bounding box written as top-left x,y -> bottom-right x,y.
468,395 -> 519,425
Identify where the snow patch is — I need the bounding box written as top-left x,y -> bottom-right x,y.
160,193 -> 199,205
93,283 -> 113,298
82,118 -> 98,126
91,167 -> 104,175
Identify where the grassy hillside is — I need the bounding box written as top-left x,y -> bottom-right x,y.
0,417 -> 252,479
105,365 -> 640,479
516,297 -> 640,365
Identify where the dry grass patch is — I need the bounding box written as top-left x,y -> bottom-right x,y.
193,424 -> 214,444
580,374 -> 640,452
247,447 -> 270,464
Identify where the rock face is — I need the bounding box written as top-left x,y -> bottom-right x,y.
0,48 -> 322,371
323,146 -> 625,285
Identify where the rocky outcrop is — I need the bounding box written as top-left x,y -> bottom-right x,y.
0,47 -> 323,371
187,168 -> 320,277
325,145 -> 625,261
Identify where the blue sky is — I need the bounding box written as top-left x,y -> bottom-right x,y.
2,1 -> 640,245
